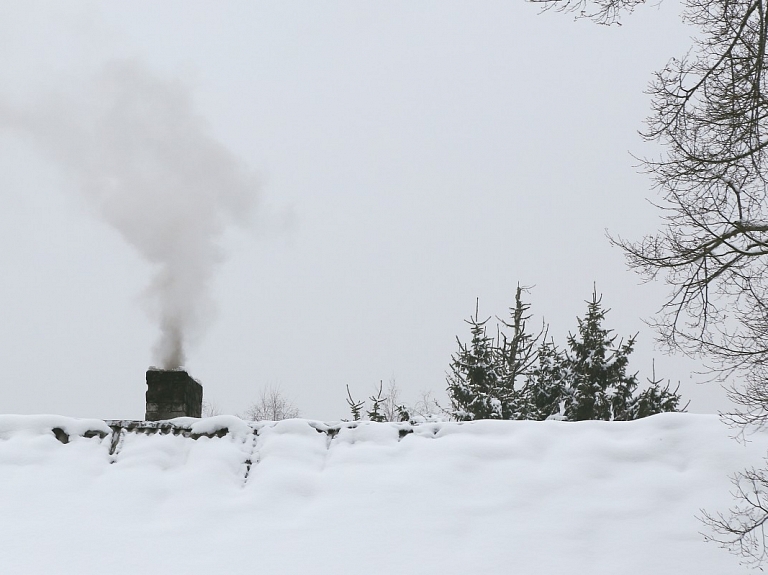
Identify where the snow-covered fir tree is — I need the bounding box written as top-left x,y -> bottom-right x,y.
561,289 -> 639,421
497,285 -> 546,419
626,362 -> 688,419
523,339 -> 568,420
447,286 -> 687,422
345,381 -> 411,422
447,302 -> 505,420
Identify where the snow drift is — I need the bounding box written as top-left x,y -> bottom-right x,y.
0,413 -> 765,574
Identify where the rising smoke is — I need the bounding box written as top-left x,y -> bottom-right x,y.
2,60 -> 258,368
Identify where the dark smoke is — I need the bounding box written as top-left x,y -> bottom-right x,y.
2,60 -> 259,368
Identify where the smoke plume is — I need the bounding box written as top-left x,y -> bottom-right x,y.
2,60 -> 258,368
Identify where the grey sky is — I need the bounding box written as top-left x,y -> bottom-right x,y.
0,1 -> 726,420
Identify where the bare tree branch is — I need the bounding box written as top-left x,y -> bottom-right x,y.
243,385 -> 300,421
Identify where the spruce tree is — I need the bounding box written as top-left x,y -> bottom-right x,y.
626,362 -> 688,419
446,286 -> 687,422
447,301 -> 504,420
366,382 -> 387,422
523,339 -> 568,420
563,289 -> 639,421
498,285 -> 546,419
346,385 -> 364,421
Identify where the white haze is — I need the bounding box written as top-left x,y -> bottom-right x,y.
0,60 -> 258,368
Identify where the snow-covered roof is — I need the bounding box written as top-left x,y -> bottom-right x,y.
0,413 -> 764,574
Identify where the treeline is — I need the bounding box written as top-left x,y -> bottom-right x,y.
447,286 -> 686,421
219,288 -> 685,423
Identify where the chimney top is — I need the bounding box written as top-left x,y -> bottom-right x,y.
144,368 -> 203,421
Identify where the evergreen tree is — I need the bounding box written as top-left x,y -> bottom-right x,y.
523,339 -> 568,420
367,381 -> 387,422
345,381 -> 412,422
498,285 -> 546,419
446,286 -> 687,422
346,385 -> 364,421
562,289 -> 639,421
447,301 -> 504,420
626,362 -> 688,419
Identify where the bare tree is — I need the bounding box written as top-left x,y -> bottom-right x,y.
627,2 -> 768,565
541,0 -> 768,392
702,468 -> 768,568
381,377 -> 405,423
412,389 -> 446,420
532,0 -> 768,563
613,0 -> 768,396
243,386 -> 300,421
529,0 -> 645,25
201,398 -> 222,418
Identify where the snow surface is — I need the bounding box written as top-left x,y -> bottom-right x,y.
0,413 -> 766,574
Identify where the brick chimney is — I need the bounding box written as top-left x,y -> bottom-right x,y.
145,368 -> 203,421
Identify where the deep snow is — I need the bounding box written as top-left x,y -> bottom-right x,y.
0,413 -> 765,574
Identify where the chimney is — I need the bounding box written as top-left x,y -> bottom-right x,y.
145,368 -> 203,421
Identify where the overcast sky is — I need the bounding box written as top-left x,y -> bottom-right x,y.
0,1 -> 730,421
